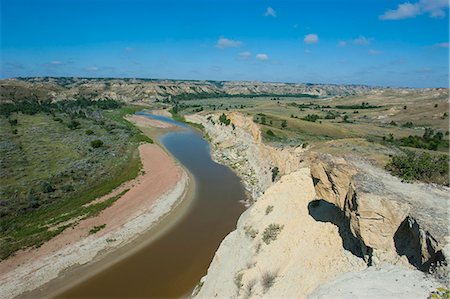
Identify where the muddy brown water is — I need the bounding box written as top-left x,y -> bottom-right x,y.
56,113 -> 246,298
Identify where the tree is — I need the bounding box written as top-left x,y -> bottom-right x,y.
219,113 -> 231,126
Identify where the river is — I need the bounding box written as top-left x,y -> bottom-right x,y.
57,112 -> 247,298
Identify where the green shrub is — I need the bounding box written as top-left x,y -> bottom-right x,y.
244,226 -> 259,239
90,139 -> 104,148
219,113 -> 231,126
89,224 -> 106,235
261,271 -> 277,292
262,224 -> 284,244
271,167 -> 279,182
386,150 -> 449,186
266,129 -> 275,137
265,205 -> 274,215
402,121 -> 414,128
67,120 -> 81,130
85,129 -> 94,135
383,128 -> 447,151
41,181 -> 55,193
302,114 -> 321,122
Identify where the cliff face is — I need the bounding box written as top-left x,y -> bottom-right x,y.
194,169 -> 367,298
310,154 -> 448,276
189,112 -> 448,298
186,112 -> 305,200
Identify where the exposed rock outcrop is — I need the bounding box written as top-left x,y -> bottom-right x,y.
194,169 -> 367,298
193,113 -> 448,298
308,264 -> 440,299
186,112 -> 305,200
310,153 -> 448,277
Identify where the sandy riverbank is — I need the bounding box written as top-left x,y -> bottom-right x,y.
0,143 -> 190,299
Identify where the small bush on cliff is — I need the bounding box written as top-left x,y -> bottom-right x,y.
271,167 -> 279,182
234,272 -> 244,291
262,224 -> 284,244
386,150 -> 449,186
261,271 -> 277,292
265,205 -> 274,215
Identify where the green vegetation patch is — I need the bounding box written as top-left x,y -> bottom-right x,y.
335,102 -> 382,109
0,99 -> 150,260
386,150 -> 449,186
262,223 -> 284,244
383,128 -> 448,151
89,224 -> 106,235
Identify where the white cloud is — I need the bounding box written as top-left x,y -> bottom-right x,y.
124,47 -> 134,52
304,33 -> 319,44
239,51 -> 252,59
49,60 -> 63,65
255,53 -> 269,61
353,35 -> 372,46
369,49 -> 382,55
421,0 -> 449,17
380,0 -> 449,20
380,2 -> 421,20
338,41 -> 347,47
264,7 -> 276,17
304,49 -> 312,54
216,37 -> 242,49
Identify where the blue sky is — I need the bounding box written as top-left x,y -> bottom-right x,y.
1,0 -> 448,87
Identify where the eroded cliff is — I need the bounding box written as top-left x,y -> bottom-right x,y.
189,112 -> 448,298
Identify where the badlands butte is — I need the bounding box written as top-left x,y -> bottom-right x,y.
0,77 -> 449,298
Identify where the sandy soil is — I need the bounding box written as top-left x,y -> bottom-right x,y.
150,109 -> 172,117
0,143 -> 189,299
125,114 -> 175,129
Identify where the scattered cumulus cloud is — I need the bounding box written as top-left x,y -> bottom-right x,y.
239,51 -> 252,59
380,0 -> 449,20
304,33 -> 319,44
338,41 -> 347,47
255,53 -> 269,61
49,60 -> 63,65
216,37 -> 242,49
369,49 -> 382,55
124,47 -> 134,52
264,7 -> 277,17
353,35 -> 372,46
304,49 -> 312,54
